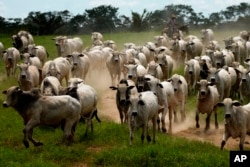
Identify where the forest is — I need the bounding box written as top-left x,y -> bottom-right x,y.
0,2 -> 250,35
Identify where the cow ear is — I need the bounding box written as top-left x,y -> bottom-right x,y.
232,100 -> 241,106
207,82 -> 213,86
216,102 -> 224,107
125,100 -> 131,105
2,90 -> 7,95
196,81 -> 200,85
109,86 -> 118,90
138,100 -> 145,106
167,78 -> 172,82
128,85 -> 135,90
157,83 -> 163,88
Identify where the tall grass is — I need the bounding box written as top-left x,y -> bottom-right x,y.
0,29 -> 241,166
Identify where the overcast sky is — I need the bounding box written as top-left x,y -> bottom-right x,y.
0,0 -> 248,19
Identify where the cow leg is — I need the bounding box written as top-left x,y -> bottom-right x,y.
28,128 -> 43,147
24,120 -> 42,147
146,123 -> 151,143
173,106 -> 178,123
157,115 -> 161,131
119,109 -> 124,124
168,106 -> 173,134
129,124 -> 134,146
161,107 -> 167,133
23,128 -> 29,148
152,116 -> 157,143
214,107 -> 219,129
63,120 -> 75,144
239,133 -> 246,151
204,112 -> 211,132
195,110 -> 200,128
221,130 -> 230,150
181,100 -> 186,122
84,118 -> 90,137
141,125 -> 146,144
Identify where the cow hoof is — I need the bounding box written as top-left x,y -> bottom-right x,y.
162,128 -> 167,133
147,135 -> 151,142
23,140 -> 29,148
35,142 -> 43,147
196,124 -> 200,128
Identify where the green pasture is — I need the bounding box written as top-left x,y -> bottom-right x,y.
0,29 -> 244,166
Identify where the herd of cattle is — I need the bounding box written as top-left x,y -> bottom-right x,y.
1,29 -> 250,150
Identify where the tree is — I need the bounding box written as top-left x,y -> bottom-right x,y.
131,9 -> 152,31
24,11 -> 65,35
84,5 -> 119,32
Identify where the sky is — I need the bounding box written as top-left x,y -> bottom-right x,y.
0,0 -> 248,19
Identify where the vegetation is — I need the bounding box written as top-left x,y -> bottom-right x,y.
1,3 -> 250,35
0,29 -> 243,166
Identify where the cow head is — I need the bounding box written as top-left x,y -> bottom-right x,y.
217,98 -> 241,119
2,86 -> 22,107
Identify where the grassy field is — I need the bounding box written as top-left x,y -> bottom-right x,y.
0,29 -> 243,166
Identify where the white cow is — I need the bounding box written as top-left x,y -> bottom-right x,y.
106,51 -> 124,86
218,98 -> 250,151
57,37 -> 83,57
145,76 -> 178,134
17,63 -> 40,91
42,57 -> 71,86
66,78 -> 99,136
3,47 -> 20,77
22,53 -> 42,69
127,91 -> 158,145
67,51 -> 90,80
168,74 -> 188,122
40,76 -> 62,96
27,44 -> 48,65
201,29 -> 214,47
184,59 -> 200,94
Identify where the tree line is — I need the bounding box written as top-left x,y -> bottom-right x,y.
0,3 -> 250,35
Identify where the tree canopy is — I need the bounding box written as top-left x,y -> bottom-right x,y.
0,3 -> 250,35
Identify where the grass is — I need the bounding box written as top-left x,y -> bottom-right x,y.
0,29 -> 243,166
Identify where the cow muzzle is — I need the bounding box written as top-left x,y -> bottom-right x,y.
225,114 -> 231,118
132,112 -> 137,116
3,102 -> 9,108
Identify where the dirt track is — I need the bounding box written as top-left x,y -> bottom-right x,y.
86,68 -> 250,151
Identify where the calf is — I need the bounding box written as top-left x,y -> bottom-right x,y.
2,86 -> 81,148
196,80 -> 220,131
217,98 -> 250,151
127,91 -> 158,145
